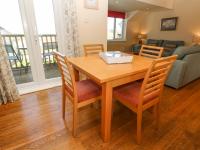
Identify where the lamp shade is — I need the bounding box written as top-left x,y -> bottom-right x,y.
137,34 -> 147,39
192,34 -> 200,44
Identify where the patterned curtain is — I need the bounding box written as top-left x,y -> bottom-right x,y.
63,0 -> 81,57
0,35 -> 20,105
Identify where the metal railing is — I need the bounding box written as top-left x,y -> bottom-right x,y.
2,34 -> 58,69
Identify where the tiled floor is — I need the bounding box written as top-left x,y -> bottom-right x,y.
12,63 -> 60,84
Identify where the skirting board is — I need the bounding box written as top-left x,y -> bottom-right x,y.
17,78 -> 62,95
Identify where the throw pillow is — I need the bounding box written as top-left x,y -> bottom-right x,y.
173,46 -> 189,59
173,45 -> 200,60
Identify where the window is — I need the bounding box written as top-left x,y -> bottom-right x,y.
107,11 -> 126,40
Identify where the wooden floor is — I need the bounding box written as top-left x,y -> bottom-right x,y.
1,79 -> 200,150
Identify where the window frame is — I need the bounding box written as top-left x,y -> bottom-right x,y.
107,17 -> 127,42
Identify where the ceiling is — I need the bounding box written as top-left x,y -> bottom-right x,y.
108,0 -> 166,12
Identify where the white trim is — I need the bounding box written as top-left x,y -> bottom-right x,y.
18,0 -> 45,82
108,39 -> 127,42
123,19 -> 128,40
52,0 -> 66,54
16,0 -> 62,94
18,77 -> 62,95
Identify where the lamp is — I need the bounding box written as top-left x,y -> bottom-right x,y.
192,34 -> 200,44
137,34 -> 147,44
192,34 -> 200,45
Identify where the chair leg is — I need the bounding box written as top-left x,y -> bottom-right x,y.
136,111 -> 143,144
62,87 -> 66,119
72,107 -> 78,137
154,103 -> 160,129
112,99 -> 117,116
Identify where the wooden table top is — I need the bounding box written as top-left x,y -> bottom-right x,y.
68,55 -> 153,83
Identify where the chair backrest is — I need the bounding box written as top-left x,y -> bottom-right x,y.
139,55 -> 177,106
83,44 -> 104,56
54,51 -> 77,101
139,45 -> 164,59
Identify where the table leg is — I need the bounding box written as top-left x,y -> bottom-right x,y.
101,82 -> 113,142
73,67 -> 79,81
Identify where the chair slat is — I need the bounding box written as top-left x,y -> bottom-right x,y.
145,78 -> 164,89
83,44 -> 104,56
147,73 -> 167,83
150,67 -> 168,76
139,45 -> 164,59
64,74 -> 72,85
140,53 -> 158,59
143,89 -> 160,101
153,61 -> 172,70
144,83 -> 162,96
53,51 -> 75,96
142,49 -> 160,54
64,80 -> 73,89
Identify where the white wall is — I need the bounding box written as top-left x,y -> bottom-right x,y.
137,0 -> 174,9
139,0 -> 200,45
76,0 -> 108,52
53,0 -> 108,55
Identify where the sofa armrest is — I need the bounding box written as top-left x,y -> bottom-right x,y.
181,53 -> 200,85
165,60 -> 187,89
131,44 -> 141,54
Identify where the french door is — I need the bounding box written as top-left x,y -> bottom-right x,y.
0,0 -> 61,92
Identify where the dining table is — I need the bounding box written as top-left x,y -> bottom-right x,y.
68,54 -> 154,142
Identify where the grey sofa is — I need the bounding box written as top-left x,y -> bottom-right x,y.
132,39 -> 185,56
166,45 -> 200,89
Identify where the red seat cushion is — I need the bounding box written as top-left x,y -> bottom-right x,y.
77,79 -> 101,102
113,81 -> 158,107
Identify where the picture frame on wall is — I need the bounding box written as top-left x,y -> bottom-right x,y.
84,0 -> 98,10
161,17 -> 178,31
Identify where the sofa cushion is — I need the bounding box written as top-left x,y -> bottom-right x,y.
164,43 -> 177,50
162,40 -> 185,56
173,44 -> 200,60
146,39 -> 164,47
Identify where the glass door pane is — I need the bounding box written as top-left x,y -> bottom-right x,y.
115,18 -> 123,39
0,0 -> 33,84
33,0 -> 60,79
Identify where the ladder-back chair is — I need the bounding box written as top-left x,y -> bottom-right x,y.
113,55 -> 177,144
54,51 -> 101,136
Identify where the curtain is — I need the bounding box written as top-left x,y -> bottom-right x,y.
63,0 -> 81,57
0,35 -> 20,105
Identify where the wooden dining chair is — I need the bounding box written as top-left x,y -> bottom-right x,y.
54,51 -> 101,136
83,44 -> 104,56
139,45 -> 164,59
113,55 -> 177,144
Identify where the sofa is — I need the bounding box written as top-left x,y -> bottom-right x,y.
132,39 -> 200,89
132,39 -> 185,56
166,45 -> 200,89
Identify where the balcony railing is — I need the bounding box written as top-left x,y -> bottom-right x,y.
2,34 -> 58,69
